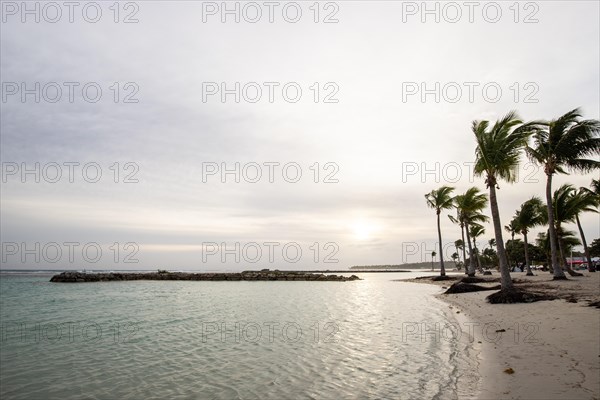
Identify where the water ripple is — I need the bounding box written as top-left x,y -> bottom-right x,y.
1,274 -> 475,399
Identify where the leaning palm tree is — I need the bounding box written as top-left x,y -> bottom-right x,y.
553,184 -> 586,276
555,185 -> 599,273
576,185 -> 600,272
526,108 -> 600,279
450,187 -> 489,277
473,111 -> 533,296
514,196 -> 546,276
425,186 -> 455,277
558,229 -> 582,268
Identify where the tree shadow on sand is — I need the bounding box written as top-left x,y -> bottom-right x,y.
485,288 -> 557,304
440,276 -> 558,303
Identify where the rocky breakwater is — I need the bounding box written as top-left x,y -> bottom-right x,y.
50,270 -> 361,282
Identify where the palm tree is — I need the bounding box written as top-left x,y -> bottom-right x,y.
514,196 -> 546,276
486,238 -> 497,272
454,239 -> 464,270
553,184 -> 587,276
451,252 -> 459,268
482,246 -> 498,270
536,231 -> 551,270
425,186 -> 455,277
451,187 -> 489,277
505,219 -> 519,270
473,111 -> 533,293
431,251 -> 437,271
469,224 -> 485,272
576,184 -> 600,272
554,228 -> 582,270
449,209 -> 468,275
553,184 -> 599,273
560,230 -> 581,251
526,108 -> 600,279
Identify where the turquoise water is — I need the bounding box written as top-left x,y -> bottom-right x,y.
0,272 -> 477,399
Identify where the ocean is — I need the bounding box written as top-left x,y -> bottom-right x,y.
0,271 -> 478,399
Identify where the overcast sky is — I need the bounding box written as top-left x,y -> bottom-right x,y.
1,1 -> 599,270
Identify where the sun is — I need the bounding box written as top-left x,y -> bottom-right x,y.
350,220 -> 376,241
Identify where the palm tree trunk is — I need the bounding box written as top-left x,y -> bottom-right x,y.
545,173 -> 567,279
461,224 -> 468,275
437,211 -> 446,276
576,214 -> 595,272
523,232 -> 533,276
489,182 -> 513,290
543,229 -> 553,273
465,223 -> 475,277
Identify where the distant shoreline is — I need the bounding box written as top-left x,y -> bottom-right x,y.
351,262 -> 458,270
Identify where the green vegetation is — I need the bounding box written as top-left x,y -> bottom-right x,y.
425,108 -> 599,302
425,186 -> 455,277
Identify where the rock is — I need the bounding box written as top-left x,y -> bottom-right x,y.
50,270 -> 361,283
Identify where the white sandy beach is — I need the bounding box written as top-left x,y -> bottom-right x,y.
434,272 -> 600,400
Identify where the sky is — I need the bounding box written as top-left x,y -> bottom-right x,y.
1,0 -> 599,271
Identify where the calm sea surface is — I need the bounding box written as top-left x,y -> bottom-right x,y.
0,271 -> 478,399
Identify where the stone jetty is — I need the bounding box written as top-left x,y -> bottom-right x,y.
50,270 -> 360,283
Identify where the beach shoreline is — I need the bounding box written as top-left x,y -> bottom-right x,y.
407,272 -> 600,400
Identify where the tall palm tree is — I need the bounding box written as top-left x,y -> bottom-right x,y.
449,210 -> 468,275
504,219 -> 519,269
514,196 -> 546,276
572,188 -> 600,272
473,111 -> 533,292
469,224 -> 485,272
425,186 -> 455,276
526,108 -> 600,279
450,187 -> 489,277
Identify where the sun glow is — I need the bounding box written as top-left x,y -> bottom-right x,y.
350,219 -> 378,241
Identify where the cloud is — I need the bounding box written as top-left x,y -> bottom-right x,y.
1,1 -> 599,269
